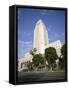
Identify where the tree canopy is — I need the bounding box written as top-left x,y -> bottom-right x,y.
59,44 -> 66,69
61,44 -> 66,57
32,54 -> 45,67
45,47 -> 58,70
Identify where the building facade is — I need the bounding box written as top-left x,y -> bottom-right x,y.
18,53 -> 33,71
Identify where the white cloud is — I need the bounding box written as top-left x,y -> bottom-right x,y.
23,31 -> 32,36
41,10 -> 48,15
18,40 -> 33,59
18,40 -> 32,46
23,41 -> 32,44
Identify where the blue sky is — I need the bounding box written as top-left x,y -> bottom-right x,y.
18,8 -> 65,60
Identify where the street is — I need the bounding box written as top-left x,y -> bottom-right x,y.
18,71 -> 65,82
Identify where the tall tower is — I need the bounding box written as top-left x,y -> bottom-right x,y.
34,19 -> 48,54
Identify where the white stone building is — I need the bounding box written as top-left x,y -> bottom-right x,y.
34,19 -> 48,54
18,53 -> 33,71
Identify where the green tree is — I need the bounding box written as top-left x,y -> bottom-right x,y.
59,44 -> 66,69
30,48 -> 37,56
32,54 -> 45,69
45,47 -> 58,71
61,44 -> 66,57
59,57 -> 64,69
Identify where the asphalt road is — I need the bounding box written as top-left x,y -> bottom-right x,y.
18,71 -> 65,82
